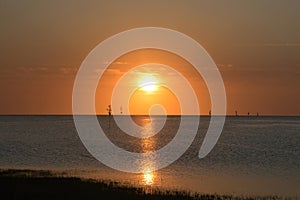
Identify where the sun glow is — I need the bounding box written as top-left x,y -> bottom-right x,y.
138,74 -> 159,92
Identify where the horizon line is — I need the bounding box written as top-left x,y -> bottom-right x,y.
0,114 -> 300,117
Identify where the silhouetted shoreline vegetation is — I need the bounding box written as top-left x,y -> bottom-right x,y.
0,169 -> 296,200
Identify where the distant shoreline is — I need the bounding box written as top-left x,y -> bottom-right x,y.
0,169 -> 297,200
0,114 -> 299,117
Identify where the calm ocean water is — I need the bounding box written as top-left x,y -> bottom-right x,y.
0,115 -> 299,196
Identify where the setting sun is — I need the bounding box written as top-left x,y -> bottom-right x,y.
138,74 -> 159,92
140,83 -> 158,92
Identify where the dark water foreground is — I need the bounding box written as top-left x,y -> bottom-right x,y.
0,169 -> 297,200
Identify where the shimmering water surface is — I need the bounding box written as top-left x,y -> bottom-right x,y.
0,115 -> 299,196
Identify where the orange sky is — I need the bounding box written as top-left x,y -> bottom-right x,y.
95,49 -> 210,115
0,1 -> 299,115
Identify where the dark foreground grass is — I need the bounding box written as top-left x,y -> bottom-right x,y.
0,169 -> 295,200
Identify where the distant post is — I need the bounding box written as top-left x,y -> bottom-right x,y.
235,111 -> 238,117
107,105 -> 112,128
107,105 -> 112,116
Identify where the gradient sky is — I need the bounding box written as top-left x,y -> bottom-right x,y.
0,0 -> 299,115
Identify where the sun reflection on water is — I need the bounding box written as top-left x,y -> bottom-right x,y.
138,116 -> 160,186
143,168 -> 154,185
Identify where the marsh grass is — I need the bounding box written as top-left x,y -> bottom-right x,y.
0,169 -> 296,200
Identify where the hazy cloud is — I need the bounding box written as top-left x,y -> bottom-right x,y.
103,61 -> 130,65
217,64 -> 234,69
234,43 -> 300,47
19,66 -> 49,73
12,66 -> 78,76
59,67 -> 77,75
